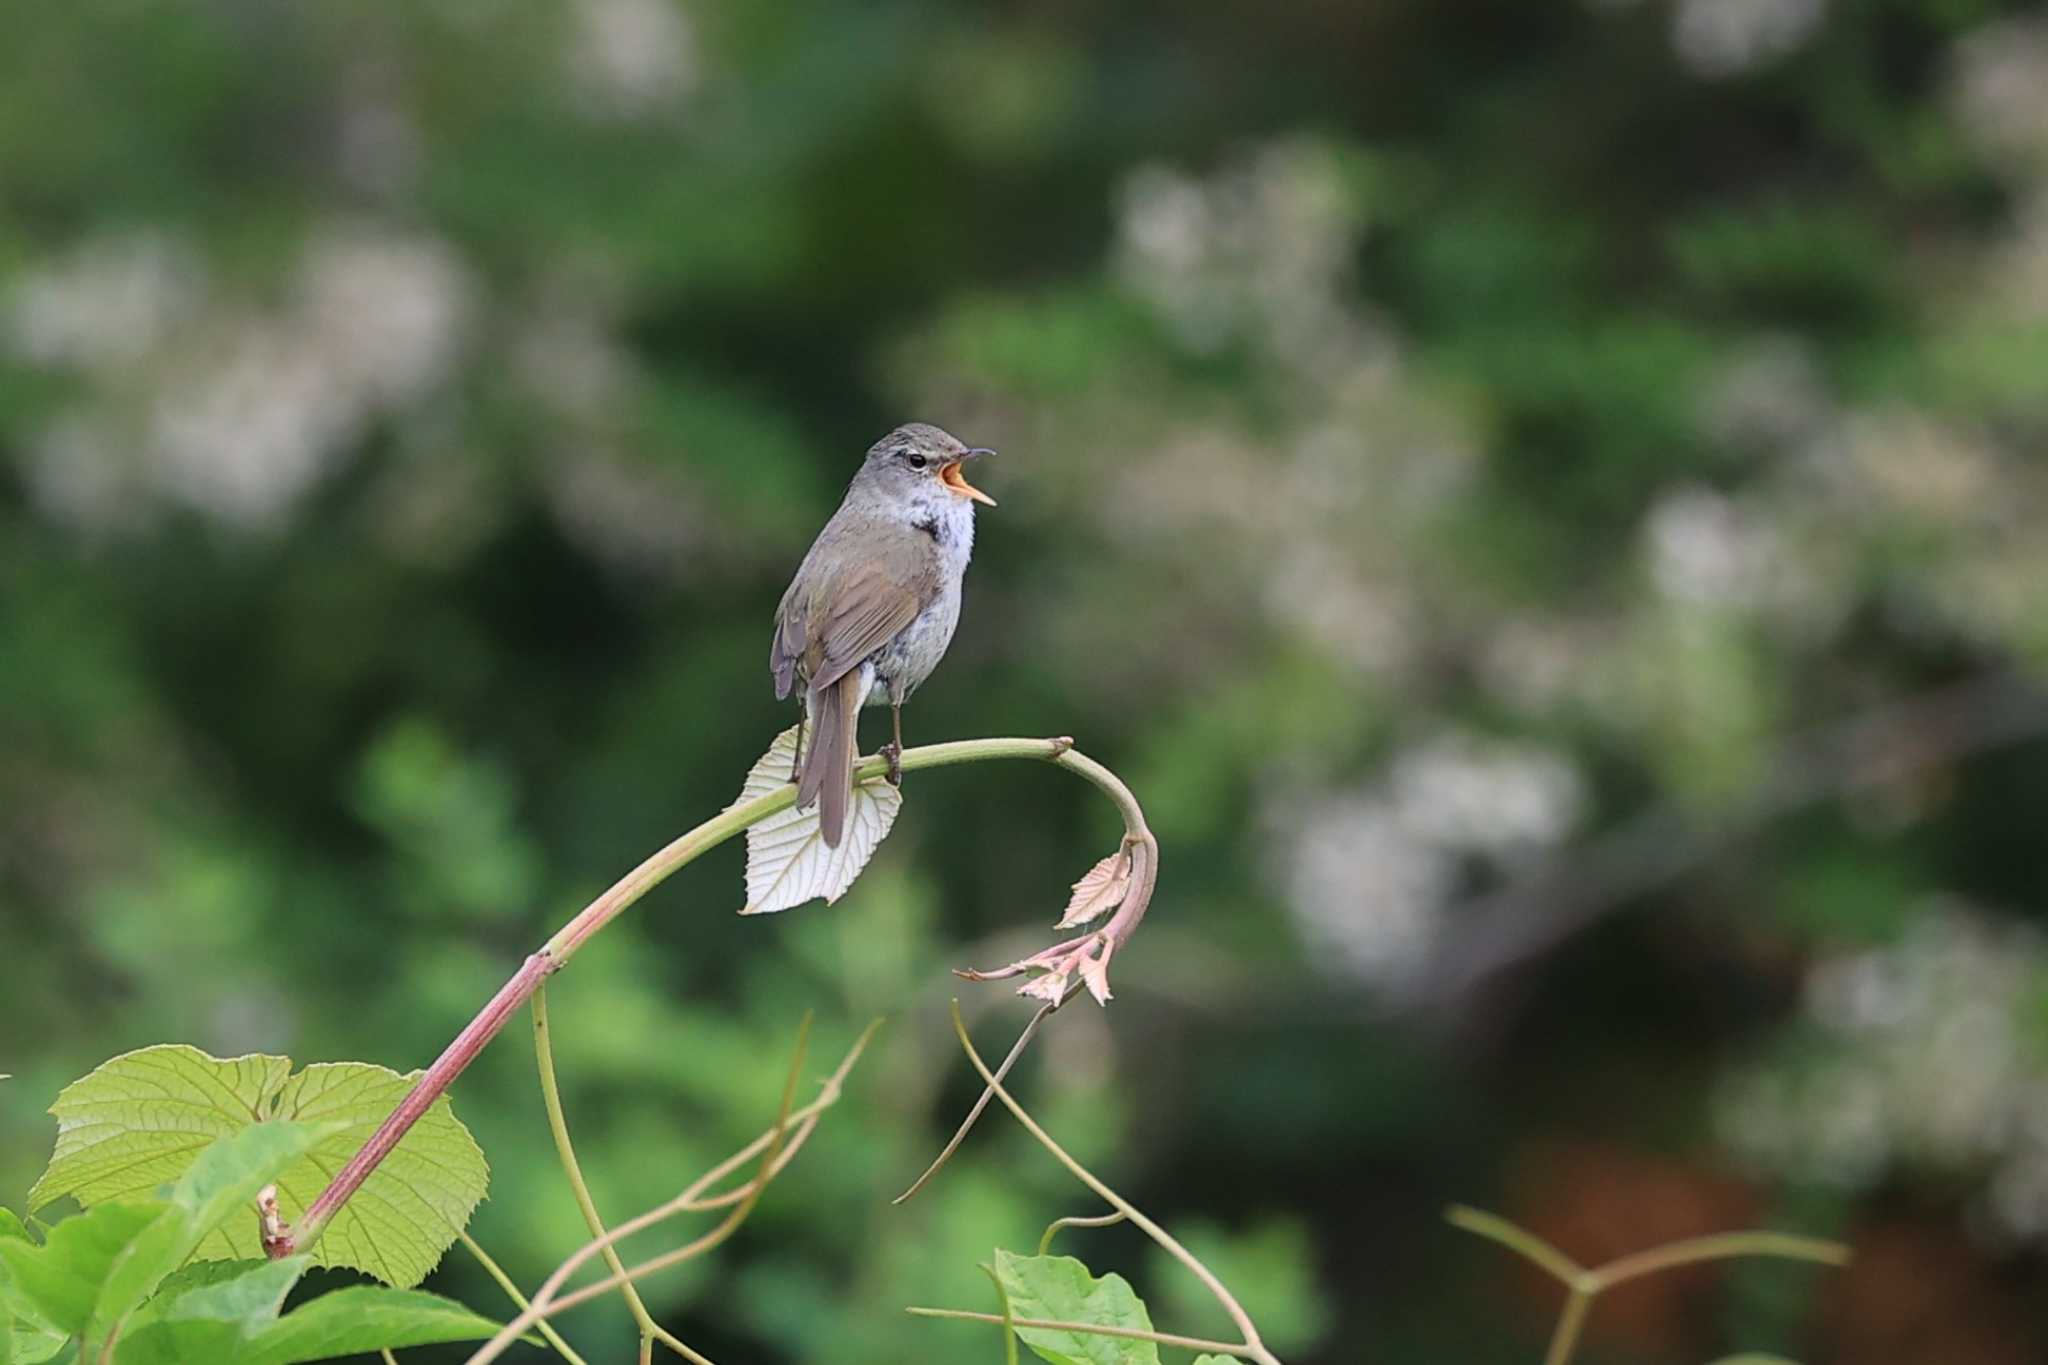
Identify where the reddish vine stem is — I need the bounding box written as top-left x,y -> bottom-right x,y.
285,951 -> 559,1252
272,734 -> 1144,1259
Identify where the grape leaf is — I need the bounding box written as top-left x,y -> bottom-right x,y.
266,1063 -> 487,1288
735,725 -> 903,915
28,1047 -> 486,1288
991,1249 -> 1160,1365
27,1050 -> 293,1214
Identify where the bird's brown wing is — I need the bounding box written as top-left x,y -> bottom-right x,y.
804,548 -> 933,693
770,577 -> 807,700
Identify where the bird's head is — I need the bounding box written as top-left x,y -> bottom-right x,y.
858,422 -> 996,508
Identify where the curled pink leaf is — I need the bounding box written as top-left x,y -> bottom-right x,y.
1019,971 -> 1072,1004
1057,848 -> 1132,929
1077,942 -> 1114,1006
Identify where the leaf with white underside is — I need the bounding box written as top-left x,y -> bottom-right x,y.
1057,849 -> 1131,929
737,725 -> 902,915
28,1046 -> 487,1289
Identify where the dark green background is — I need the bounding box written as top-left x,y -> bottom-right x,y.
6,0 -> 2048,1360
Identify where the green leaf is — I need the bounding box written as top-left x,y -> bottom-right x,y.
3,1319 -> 69,1365
93,1122 -> 327,1346
0,1209 -> 67,1365
0,1203 -> 162,1338
113,1258 -> 308,1365
117,1256 -> 501,1365
3,1124 -> 327,1359
735,725 -> 903,915
144,1257 -> 309,1325
112,1312 -> 241,1365
1191,1358 -> 1238,1365
80,1207 -> 193,1354
991,1249 -> 1160,1365
29,1047 -> 488,1288
239,1286 -> 503,1365
169,1120 -> 331,1236
27,1049 -> 293,1214
267,1064 -> 487,1287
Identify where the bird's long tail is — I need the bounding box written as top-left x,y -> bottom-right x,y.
796,674 -> 860,848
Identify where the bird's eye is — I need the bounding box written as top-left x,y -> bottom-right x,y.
898,447 -> 926,468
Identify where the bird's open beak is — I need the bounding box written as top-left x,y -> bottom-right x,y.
940,448 -> 997,506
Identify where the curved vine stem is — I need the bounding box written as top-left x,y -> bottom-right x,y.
893,999 -> 1059,1204
457,1231 -> 590,1365
534,984 -> 697,1363
1446,1204 -> 1849,1365
900,742 -> 1160,1202
465,1018 -> 831,1365
976,1263 -> 1022,1365
276,735 -> 1144,1258
1038,1209 -> 1129,1256
922,1000 -> 1283,1365
906,1307 -> 1257,1358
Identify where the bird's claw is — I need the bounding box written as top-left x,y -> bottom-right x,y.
881,742 -> 903,787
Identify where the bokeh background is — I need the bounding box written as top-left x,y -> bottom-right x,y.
6,0 -> 2048,1361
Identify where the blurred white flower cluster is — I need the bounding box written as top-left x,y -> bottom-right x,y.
1951,13 -> 2048,174
6,227 -> 470,534
1274,732 -> 1587,990
1097,139 -> 1478,679
1115,138 -> 1380,379
1717,905 -> 2048,1244
1670,0 -> 1827,78
897,83 -> 2048,1011
568,0 -> 697,119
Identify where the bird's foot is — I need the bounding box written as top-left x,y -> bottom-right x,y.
881,742 -> 903,787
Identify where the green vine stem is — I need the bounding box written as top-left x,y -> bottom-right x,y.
893,998 -> 1058,1204
1445,1204 -> 1850,1365
533,984 -> 678,1362
914,1001 -> 1283,1365
1038,1209 -> 1129,1256
1444,1206 -> 1587,1285
1542,1290 -> 1594,1365
976,1263 -> 1022,1365
457,1230 -> 590,1365
906,1307 -> 1257,1358
276,735 -> 1150,1258
465,1019 -> 832,1365
1585,1230 -> 1849,1292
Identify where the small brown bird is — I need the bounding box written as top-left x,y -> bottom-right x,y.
770,423 -> 996,847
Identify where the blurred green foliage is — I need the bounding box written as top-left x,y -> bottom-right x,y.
5,0 -> 2048,1361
